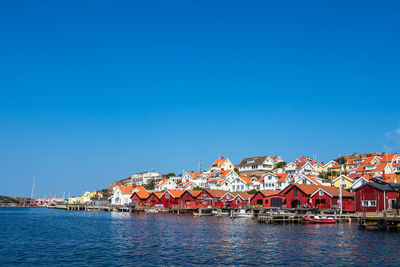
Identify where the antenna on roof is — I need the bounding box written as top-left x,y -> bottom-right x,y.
199,158 -> 202,173
218,153 -> 220,159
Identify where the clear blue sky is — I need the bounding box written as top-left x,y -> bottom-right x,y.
1,1 -> 399,197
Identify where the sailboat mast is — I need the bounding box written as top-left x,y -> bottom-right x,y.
339,154 -> 343,214
30,175 -> 36,206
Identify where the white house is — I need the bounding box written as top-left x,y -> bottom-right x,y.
181,171 -> 204,187
208,157 -> 234,171
259,173 -> 279,191
293,174 -> 328,186
238,155 -> 282,175
227,176 -> 254,192
110,185 -> 134,205
155,178 -> 177,192
130,171 -> 163,186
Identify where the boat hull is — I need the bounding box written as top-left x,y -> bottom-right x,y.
302,216 -> 335,224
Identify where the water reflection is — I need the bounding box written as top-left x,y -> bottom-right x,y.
1,208 -> 400,266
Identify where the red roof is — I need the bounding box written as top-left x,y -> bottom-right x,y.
239,176 -> 253,184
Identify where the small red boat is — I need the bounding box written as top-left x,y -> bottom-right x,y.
302,216 -> 336,224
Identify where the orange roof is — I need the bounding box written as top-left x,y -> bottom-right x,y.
276,173 -> 289,183
232,192 -> 254,201
219,170 -> 231,177
374,163 -> 388,171
187,190 -> 202,197
210,157 -> 228,168
217,178 -> 228,186
380,154 -> 398,162
331,164 -> 340,169
156,178 -> 169,187
154,192 -> 164,198
117,185 -> 135,194
164,190 -> 186,198
293,184 -> 320,195
317,186 -> 354,198
259,190 -> 281,197
177,181 -> 192,188
239,176 -> 253,184
362,156 -> 378,164
187,172 -> 202,179
204,189 -> 226,198
356,165 -> 366,172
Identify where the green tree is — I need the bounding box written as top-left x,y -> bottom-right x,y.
193,186 -> 203,191
247,189 -> 258,194
144,180 -> 155,190
274,161 -> 287,169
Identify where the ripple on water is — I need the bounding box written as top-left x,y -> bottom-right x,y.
1,208 -> 400,266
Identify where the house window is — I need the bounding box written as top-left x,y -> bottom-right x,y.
293,189 -> 297,196
203,193 -> 207,198
226,195 -> 230,200
265,199 -> 269,204
319,191 -> 324,196
362,200 -> 376,207
186,192 -> 190,197
165,193 -> 170,199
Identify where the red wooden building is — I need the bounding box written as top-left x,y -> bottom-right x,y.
159,190 -> 186,208
130,187 -> 150,206
197,189 -> 226,208
354,182 -> 400,212
281,184 -> 319,209
177,190 -> 202,208
310,186 -> 354,212
219,192 -> 236,208
143,192 -> 163,207
230,193 -> 254,208
250,190 -> 285,208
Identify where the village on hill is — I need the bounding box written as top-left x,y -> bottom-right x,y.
59,152 -> 399,214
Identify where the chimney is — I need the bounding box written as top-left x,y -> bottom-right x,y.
132,183 -> 136,188
221,156 -> 224,159
191,171 -> 194,173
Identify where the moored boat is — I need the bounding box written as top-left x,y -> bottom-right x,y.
302,216 -> 335,224
233,209 -> 253,218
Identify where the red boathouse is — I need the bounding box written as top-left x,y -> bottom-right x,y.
354,182 -> 400,212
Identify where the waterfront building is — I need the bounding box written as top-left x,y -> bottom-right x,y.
197,189 -> 226,208
230,192 -> 253,208
280,184 -> 320,209
130,187 -> 150,206
310,186 -> 354,211
82,191 -> 103,203
250,190 -> 284,207
159,190 -> 186,208
237,155 -> 283,176
354,182 -> 400,212
110,185 -> 135,205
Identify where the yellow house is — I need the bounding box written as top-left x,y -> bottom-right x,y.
68,197 -> 84,204
68,191 -> 103,204
332,175 -> 353,190
323,160 -> 338,173
313,163 -> 324,174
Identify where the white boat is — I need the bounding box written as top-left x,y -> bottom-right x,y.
233,209 -> 253,218
212,210 -> 229,216
145,208 -> 159,213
